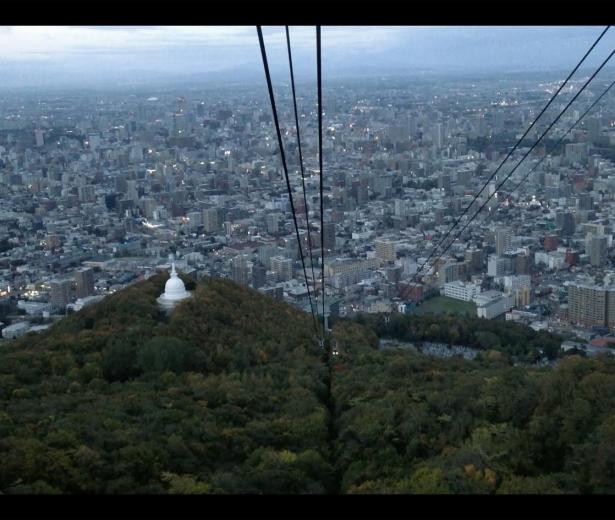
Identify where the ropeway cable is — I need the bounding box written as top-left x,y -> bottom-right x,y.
403,25 -> 610,294
256,26 -> 319,338
317,25 -> 326,344
487,78 -> 615,215
424,47 -> 615,275
286,26 -> 318,313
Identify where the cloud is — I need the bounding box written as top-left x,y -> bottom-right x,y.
0,26 -> 612,88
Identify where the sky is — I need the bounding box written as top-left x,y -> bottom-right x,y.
0,26 -> 613,89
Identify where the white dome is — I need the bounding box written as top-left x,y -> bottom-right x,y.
157,263 -> 192,308
164,273 -> 187,299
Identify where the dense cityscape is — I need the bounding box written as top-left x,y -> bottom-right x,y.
1,71 -> 615,357
4,23 -> 615,500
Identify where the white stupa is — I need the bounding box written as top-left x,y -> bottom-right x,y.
157,259 -> 192,312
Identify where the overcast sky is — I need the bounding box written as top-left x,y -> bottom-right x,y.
0,26 -> 613,89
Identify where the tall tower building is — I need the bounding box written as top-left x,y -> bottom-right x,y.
375,239 -> 396,263
465,248 -> 483,273
252,263 -> 267,289
49,279 -> 73,311
202,208 -> 220,233
578,193 -> 593,211
197,102 -> 206,118
323,222 -> 336,252
559,211 -> 576,237
271,256 -> 293,282
266,213 -> 279,235
34,129 -> 44,147
258,245 -> 280,270
568,283 -> 607,328
589,235 -> 608,267
230,256 -> 250,287
495,228 -> 512,256
74,268 -> 95,299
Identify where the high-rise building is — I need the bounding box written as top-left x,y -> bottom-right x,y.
258,245 -> 280,270
49,279 -> 72,311
186,211 -> 202,229
578,193 -> 593,211
487,255 -> 511,277
266,213 -> 279,235
504,275 -> 532,308
515,252 -> 532,275
34,129 -> 44,147
432,122 -> 445,149
386,265 -> 403,283
438,262 -> 462,286
495,228 -> 512,255
202,208 -> 221,233
568,283 -> 607,328
271,256 -> 293,282
589,235 -> 608,267
464,248 -> 483,273
323,222 -> 336,251
394,199 -> 408,217
559,211 -> 576,237
230,256 -> 250,286
197,102 -> 206,118
74,268 -> 95,299
565,142 -> 588,164
375,239 -> 396,263
141,197 -> 157,219
438,174 -> 451,193
252,263 -> 267,289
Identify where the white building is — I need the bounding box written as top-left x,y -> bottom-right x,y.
487,255 -> 509,277
535,251 -> 567,270
475,290 -> 514,319
157,263 -> 192,313
442,281 -> 481,302
17,300 -> 52,316
2,321 -> 30,339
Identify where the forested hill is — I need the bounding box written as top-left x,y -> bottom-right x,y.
1,275 -> 615,494
0,274 -> 333,493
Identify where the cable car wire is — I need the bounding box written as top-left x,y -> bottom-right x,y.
285,26 -> 318,308
256,25 -> 319,338
403,25 -> 610,294
427,47 -> 615,274
489,78 -> 615,216
317,25 -> 326,342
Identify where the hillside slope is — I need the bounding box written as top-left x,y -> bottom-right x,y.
2,275 -> 615,494
0,275 -> 332,494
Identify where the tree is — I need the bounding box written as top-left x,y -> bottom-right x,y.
476,331 -> 500,350
136,336 -> 196,374
409,466 -> 451,493
162,473 -> 211,494
101,341 -> 140,382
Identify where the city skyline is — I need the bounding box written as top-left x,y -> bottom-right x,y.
2,20 -> 615,499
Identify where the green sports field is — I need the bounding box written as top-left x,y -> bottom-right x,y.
415,296 -> 477,317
